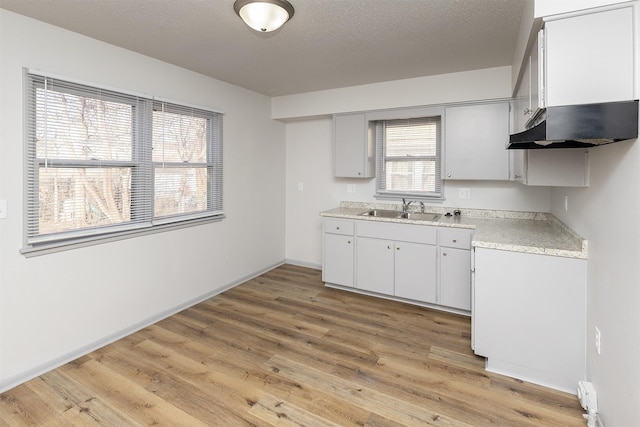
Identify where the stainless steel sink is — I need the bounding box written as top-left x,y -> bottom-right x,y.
405,212 -> 441,221
360,209 -> 408,219
359,209 -> 441,222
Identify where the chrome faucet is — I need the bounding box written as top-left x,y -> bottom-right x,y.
401,198 -> 414,212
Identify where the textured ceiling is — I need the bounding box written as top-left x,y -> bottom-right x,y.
0,0 -> 526,97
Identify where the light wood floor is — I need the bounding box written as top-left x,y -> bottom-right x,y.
0,264 -> 585,426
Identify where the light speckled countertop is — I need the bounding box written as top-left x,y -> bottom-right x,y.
320,202 -> 587,259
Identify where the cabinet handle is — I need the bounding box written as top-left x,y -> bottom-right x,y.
443,252 -> 448,256
347,240 -> 351,244
396,247 -> 400,251
336,227 -> 340,230
387,245 -> 391,249
452,239 -> 457,243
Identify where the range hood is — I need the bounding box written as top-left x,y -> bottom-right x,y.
508,100 -> 639,149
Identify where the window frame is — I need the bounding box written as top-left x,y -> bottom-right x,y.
22,70 -> 224,256
370,107 -> 444,201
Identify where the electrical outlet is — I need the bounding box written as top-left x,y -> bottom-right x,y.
458,188 -> 471,199
297,182 -> 304,192
346,184 -> 356,193
595,327 -> 601,355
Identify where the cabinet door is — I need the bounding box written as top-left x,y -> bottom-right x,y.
323,233 -> 354,287
525,149 -> 589,187
356,237 -> 394,294
444,102 -> 510,180
395,242 -> 437,303
334,113 -> 374,178
545,7 -> 634,106
514,55 -> 532,135
439,247 -> 471,311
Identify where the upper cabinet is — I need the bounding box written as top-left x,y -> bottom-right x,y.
513,31 -> 544,134
444,102 -> 511,181
333,113 -> 375,178
514,4 -> 635,116
544,6 -> 635,107
513,149 -> 590,187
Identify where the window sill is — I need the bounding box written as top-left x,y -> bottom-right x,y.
21,215 -> 225,258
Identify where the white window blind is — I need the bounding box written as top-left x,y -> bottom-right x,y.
375,116 -> 442,199
24,72 -> 223,249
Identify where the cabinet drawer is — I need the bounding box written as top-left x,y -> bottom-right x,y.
324,219 -> 354,236
357,221 -> 437,244
438,228 -> 472,249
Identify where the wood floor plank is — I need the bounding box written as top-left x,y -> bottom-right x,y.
61,359 -> 210,426
248,393 -> 342,427
265,354 -> 472,427
0,264 -> 585,426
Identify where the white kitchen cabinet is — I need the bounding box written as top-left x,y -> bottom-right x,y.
355,236 -> 395,294
395,241 -> 437,303
333,113 -> 375,178
444,102 -> 511,181
513,149 -> 589,187
545,6 -> 634,107
473,247 -> 586,393
513,31 -> 544,134
322,219 -> 355,287
355,220 -> 438,302
438,228 -> 472,311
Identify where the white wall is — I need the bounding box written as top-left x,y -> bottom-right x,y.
0,10 -> 286,390
273,66 -> 513,120
281,66 -> 552,267
546,1 -> 640,424
551,141 -> 640,427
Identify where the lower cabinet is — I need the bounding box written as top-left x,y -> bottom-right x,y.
322,217 -> 471,313
356,237 -> 437,302
438,228 -> 472,310
355,237 -> 395,294
439,247 -> 471,310
395,241 -> 437,303
322,219 -> 355,287
473,247 -> 586,392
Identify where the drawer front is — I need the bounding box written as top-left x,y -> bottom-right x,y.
438,228 -> 472,249
356,220 -> 437,244
324,219 -> 354,236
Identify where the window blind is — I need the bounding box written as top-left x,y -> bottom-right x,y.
375,116 -> 442,198
24,71 -> 223,248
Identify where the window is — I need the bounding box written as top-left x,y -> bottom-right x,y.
375,116 -> 442,199
24,72 -> 223,251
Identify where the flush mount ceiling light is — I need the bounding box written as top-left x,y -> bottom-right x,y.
234,0 -> 295,32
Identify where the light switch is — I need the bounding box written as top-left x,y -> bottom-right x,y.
297,182 -> 304,192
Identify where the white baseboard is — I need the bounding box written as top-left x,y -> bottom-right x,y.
284,258 -> 321,270
0,260 -> 285,393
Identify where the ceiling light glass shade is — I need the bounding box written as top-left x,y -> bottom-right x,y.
234,0 -> 294,32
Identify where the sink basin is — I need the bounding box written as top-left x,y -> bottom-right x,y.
360,209 -> 408,219
405,212 -> 441,221
359,209 -> 441,222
